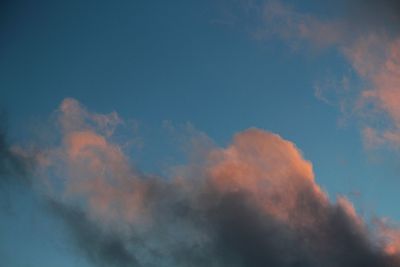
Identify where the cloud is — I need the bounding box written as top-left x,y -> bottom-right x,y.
256,0 -> 400,150
48,199 -> 140,267
11,98 -> 399,266
0,112 -> 35,186
351,37 -> 400,148
1,2 -> 400,265
260,0 -> 344,49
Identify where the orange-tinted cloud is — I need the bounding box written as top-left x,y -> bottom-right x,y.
352,38 -> 400,147
206,128 -> 327,226
260,1 -> 400,150
27,99 -> 400,266
41,99 -> 147,230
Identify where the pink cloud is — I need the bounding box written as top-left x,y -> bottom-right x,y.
206,128 -> 326,226
260,1 -> 400,150
347,37 -> 400,148
26,98 -> 400,265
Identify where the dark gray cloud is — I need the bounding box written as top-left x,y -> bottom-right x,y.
44,178 -> 400,267
48,200 -> 141,267
201,187 -> 399,267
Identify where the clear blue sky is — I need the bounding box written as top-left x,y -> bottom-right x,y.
1,1 -> 400,266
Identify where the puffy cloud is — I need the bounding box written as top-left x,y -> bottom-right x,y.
376,218 -> 400,256
25,99 -> 400,266
39,99 -> 147,229
206,128 -> 326,226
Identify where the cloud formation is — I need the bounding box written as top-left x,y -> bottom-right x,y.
10,98 -> 398,266
259,0 -> 400,150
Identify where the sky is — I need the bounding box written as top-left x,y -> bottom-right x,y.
1,0 -> 400,266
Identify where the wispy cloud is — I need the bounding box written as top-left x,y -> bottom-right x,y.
255,0 -> 400,150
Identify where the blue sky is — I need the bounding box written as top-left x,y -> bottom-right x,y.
2,1 -> 400,266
